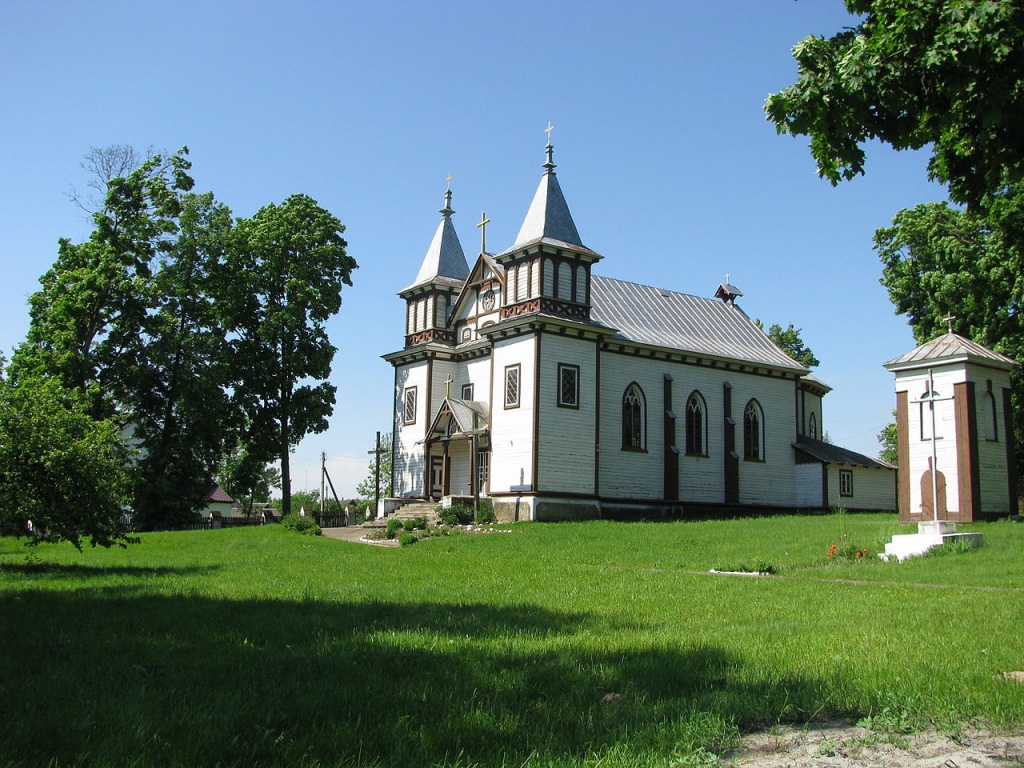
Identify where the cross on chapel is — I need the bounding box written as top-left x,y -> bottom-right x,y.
476,212 -> 490,254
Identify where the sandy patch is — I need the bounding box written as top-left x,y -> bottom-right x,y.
730,722 -> 1024,767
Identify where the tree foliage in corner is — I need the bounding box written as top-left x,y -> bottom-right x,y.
757,320 -> 820,368
766,0 -> 1024,209
769,1 -> 1024,476
0,360 -> 135,548
223,195 -> 356,517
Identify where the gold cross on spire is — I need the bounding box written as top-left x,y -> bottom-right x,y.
944,313 -> 957,333
445,374 -> 453,399
476,211 -> 490,253
446,171 -> 452,191
545,121 -> 554,145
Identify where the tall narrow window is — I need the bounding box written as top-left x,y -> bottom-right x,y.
403,387 -> 417,425
477,451 -> 490,490
558,364 -> 579,408
743,400 -> 763,461
685,391 -> 707,456
504,365 -> 520,409
461,383 -> 474,400
808,413 -> 818,440
839,469 -> 853,497
622,384 -> 646,451
984,385 -> 998,441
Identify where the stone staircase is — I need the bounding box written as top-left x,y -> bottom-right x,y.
362,500 -> 441,529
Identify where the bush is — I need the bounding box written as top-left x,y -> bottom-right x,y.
439,502 -> 474,527
474,502 -> 496,525
398,532 -> 418,547
402,516 -> 427,531
386,518 -> 403,539
280,514 -> 322,536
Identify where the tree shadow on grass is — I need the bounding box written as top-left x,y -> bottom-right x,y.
0,562 -> 220,578
0,589 -> 836,768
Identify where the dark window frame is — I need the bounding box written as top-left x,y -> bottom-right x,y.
621,383 -> 646,452
403,386 -> 417,425
504,365 -> 521,409
557,363 -> 580,409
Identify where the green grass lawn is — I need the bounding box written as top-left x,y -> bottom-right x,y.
2,513 -> 1023,767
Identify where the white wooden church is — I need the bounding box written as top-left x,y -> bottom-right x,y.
384,139 -> 896,521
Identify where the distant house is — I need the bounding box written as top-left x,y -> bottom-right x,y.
201,483 -> 236,519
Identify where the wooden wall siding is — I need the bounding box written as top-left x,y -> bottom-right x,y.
537,334 -> 597,494
794,463 -> 823,507
731,376 -> 799,506
489,335 -> 537,495
896,390 -> 910,520
827,466 -> 897,511
954,381 -> 980,520
558,263 -> 572,301
598,352 -> 665,499
392,361 -> 429,497
445,440 -> 473,497
543,258 -> 555,297
897,367 -> 964,519
972,368 -> 1016,514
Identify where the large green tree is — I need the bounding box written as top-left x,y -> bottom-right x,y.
770,1 -> 1024,477
13,148 -> 239,528
222,194 -> 356,516
766,0 -> 1024,208
0,360 -> 135,549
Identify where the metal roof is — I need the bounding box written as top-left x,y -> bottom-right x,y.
590,276 -> 808,371
883,332 -> 1018,371
406,189 -> 469,291
507,145 -> 583,252
793,437 -> 895,470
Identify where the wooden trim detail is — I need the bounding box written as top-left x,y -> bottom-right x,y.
723,383 -> 738,504
1004,386 -> 1019,514
664,375 -> 678,501
954,381 -> 980,521
896,390 -> 910,522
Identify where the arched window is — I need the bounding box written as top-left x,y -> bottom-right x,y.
983,387 -> 998,441
808,413 -> 818,440
743,400 -> 764,461
622,383 -> 646,451
685,391 -> 707,456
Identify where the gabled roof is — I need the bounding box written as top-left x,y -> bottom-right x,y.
884,332 -> 1018,372
793,437 -> 895,470
427,398 -> 490,437
404,188 -> 469,293
589,276 -> 808,372
503,143 -> 587,255
208,483 -> 235,504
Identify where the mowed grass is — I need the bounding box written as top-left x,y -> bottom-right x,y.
2,513 -> 1024,767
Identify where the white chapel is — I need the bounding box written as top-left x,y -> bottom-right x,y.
384,138 -> 896,521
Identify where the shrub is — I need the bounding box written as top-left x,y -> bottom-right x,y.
280,514 -> 322,536
402,516 -> 427,531
474,502 -> 496,525
385,518 -> 403,539
439,502 -> 473,526
398,532 -> 417,547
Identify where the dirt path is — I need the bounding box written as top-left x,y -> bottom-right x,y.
731,722 -> 1024,767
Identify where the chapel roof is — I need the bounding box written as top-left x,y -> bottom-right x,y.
883,332 -> 1018,372
503,140 -> 586,254
792,437 -> 895,470
405,186 -> 469,292
589,276 -> 808,372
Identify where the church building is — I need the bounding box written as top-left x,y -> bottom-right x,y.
384,138 -> 895,520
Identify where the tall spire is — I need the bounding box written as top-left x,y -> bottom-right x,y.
508,124 -> 583,250
411,178 -> 469,288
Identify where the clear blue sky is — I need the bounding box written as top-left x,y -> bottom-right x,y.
0,1 -> 945,498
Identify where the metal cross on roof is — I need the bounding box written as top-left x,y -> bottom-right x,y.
724,271 -> 731,284
444,374 -> 453,398
545,121 -> 554,144
446,171 -> 452,191
476,211 -> 490,253
944,313 -> 956,333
